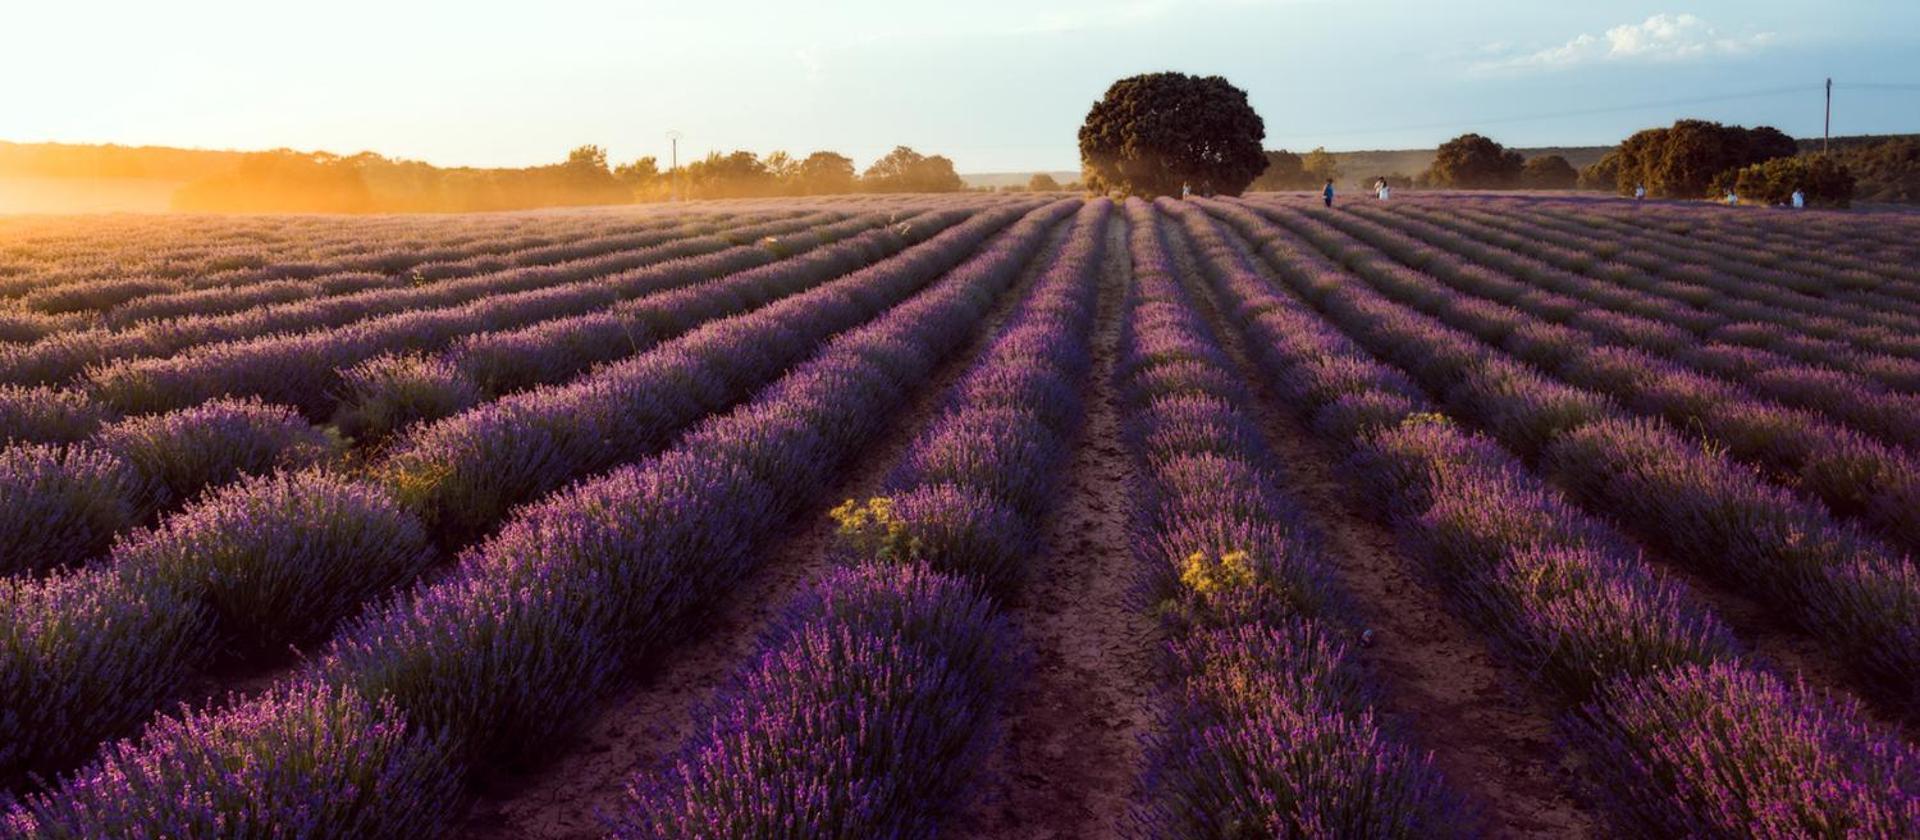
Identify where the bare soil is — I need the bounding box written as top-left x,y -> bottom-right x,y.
956,213 -> 1158,840
1163,212 -> 1603,839
456,211 -> 1078,839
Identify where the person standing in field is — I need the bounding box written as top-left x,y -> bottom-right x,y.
1634,183 -> 1647,201
1792,188 -> 1806,209
1323,179 -> 1335,208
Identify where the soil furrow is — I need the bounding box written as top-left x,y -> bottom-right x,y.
1161,210 -> 1602,839
957,213 -> 1157,840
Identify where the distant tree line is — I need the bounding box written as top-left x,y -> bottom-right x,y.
160,144 -> 967,213
621,145 -> 964,201
1248,137 -> 1577,193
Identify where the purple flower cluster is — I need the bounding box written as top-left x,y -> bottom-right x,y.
3,682 -> 463,839
92,397 -> 340,507
1179,196 -> 1918,833
0,444 -> 144,574
613,564 -> 1013,838
0,470 -> 434,792
1127,198 -> 1458,836
0,384 -> 119,445
0,211 -> 793,389
0,397 -> 339,575
75,213 -> 860,418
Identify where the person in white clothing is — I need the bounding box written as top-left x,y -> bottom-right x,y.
1791,188 -> 1806,209
1725,189 -> 1739,206
1634,184 -> 1647,201
1379,184 -> 1391,200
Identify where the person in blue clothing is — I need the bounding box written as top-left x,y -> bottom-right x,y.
1322,179 -> 1335,208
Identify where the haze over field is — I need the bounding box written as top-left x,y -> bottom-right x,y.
4,1 -> 1916,173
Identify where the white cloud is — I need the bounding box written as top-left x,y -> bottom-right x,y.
1478,13 -> 1775,72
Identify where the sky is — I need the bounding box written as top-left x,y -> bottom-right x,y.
3,1 -> 1916,172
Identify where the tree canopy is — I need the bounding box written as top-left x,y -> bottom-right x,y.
1423,133 -> 1524,189
1597,120 -> 1801,198
1027,173 -> 1063,192
1078,72 -> 1267,198
1521,155 -> 1579,190
861,146 -> 964,193
1732,155 -> 1855,207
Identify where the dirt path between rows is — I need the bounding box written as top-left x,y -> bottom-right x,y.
956,213 -> 1156,840
1162,213 -> 1601,839
456,213 -> 1078,839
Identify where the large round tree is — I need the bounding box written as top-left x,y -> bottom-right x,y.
1079,72 -> 1267,198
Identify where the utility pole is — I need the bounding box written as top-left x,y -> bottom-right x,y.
1824,78 -> 1832,155
667,130 -> 682,202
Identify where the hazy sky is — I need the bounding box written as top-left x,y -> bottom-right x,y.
5,1 -> 1916,172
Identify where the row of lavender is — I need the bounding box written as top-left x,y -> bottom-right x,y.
0,210 -> 625,302
0,195 -> 922,306
3,200 -> 1078,837
1287,201 -> 1920,559
0,205 -> 1023,793
1218,198 -> 1920,701
10,211 -> 708,323
1125,199 -> 1455,835
1161,199 -> 1918,836
1531,199 -> 1920,295
1373,200 -> 1920,390
0,209 -> 821,392
0,212 -> 925,444
0,209 -> 945,578
0,209 -> 715,346
618,198 -> 1109,836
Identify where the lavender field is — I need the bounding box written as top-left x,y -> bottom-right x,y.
1,192 -> 1917,838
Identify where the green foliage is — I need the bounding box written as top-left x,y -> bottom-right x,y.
1078,72 -> 1268,198
1605,120 -> 1801,198
1521,154 -> 1579,190
1731,154 -> 1856,207
1422,133 -> 1524,189
683,150 -> 775,198
794,151 -> 858,195
861,146 -> 964,193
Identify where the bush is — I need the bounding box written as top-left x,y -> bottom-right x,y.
1577,663 -> 1919,837
0,385 -> 117,445
0,567 -> 210,791
334,353 -> 482,443
0,444 -> 145,574
6,681 -> 463,839
114,470 -> 437,647
94,397 -> 339,506
1422,134 -> 1523,189
1732,154 -> 1856,207
1521,155 -> 1579,189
